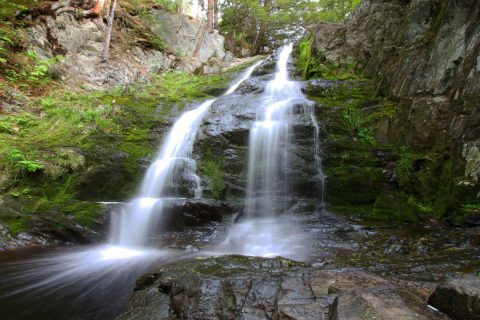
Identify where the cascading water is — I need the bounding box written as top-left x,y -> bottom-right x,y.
109,60 -> 263,248
245,43 -> 323,217
220,43 -> 324,259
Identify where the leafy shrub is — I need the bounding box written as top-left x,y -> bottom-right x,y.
358,127 -> 375,145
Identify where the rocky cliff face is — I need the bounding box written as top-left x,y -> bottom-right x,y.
27,8 -> 227,88
310,0 -> 479,220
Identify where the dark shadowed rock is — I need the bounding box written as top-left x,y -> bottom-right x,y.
160,198 -> 238,231
428,273 -> 480,320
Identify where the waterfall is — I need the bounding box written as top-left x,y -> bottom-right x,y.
220,44 -> 324,259
109,60 -> 263,248
245,43 -> 324,217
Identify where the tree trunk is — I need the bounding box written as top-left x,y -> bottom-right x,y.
102,0 -> 118,62
213,0 -> 219,29
207,0 -> 214,31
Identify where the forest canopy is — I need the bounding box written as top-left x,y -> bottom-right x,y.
219,0 -> 361,55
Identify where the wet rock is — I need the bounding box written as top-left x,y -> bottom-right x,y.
108,199 -> 238,233
233,78 -> 265,94
330,286 -> 431,320
310,0 -> 480,214
117,256 -> 442,320
428,273 -> 480,320
303,79 -> 344,96
252,59 -> 276,76
196,63 -> 321,204
160,198 -> 237,231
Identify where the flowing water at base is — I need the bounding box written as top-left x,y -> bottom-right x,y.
0,60 -> 267,320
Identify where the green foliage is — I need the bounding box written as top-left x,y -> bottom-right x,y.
0,0 -> 28,20
0,21 -> 25,66
220,0 -> 299,54
302,0 -> 361,23
220,0 -> 361,55
395,146 -> 413,188
7,218 -> 29,236
0,120 -> 13,133
358,127 -> 375,145
298,35 -> 314,79
5,50 -> 63,87
19,160 -> 44,172
8,148 -> 44,173
341,105 -> 363,130
154,0 -> 182,11
297,35 -> 360,80
340,103 -> 376,145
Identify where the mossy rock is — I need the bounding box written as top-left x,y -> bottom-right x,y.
75,163 -> 140,201
325,167 -> 387,205
371,191 -> 419,222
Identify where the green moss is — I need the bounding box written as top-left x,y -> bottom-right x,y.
6,217 -> 29,236
395,146 -> 413,189
199,147 -> 226,200
325,167 -> 386,205
371,191 -> 419,222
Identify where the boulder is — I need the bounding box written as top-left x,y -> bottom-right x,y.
428,273 -> 480,320
330,287 -> 431,320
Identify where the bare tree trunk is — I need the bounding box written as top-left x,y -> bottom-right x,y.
207,0 -> 214,31
102,0 -> 118,62
213,0 -> 219,29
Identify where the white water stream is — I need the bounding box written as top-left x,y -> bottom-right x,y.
220,44 -> 323,258
109,61 -> 262,248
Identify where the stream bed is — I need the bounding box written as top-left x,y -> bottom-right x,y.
1,211 -> 479,319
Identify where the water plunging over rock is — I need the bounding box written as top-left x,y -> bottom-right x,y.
245,44 -> 323,217
109,61 -> 262,248
215,44 -> 324,259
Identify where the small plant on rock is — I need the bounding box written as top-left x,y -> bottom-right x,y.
395,146 -> 413,188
